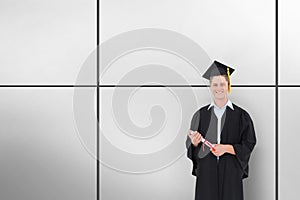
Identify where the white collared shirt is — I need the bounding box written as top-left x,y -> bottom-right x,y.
208,99 -> 234,160
208,99 -> 234,144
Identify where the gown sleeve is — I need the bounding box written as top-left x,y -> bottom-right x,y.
186,110 -> 201,176
232,110 -> 257,179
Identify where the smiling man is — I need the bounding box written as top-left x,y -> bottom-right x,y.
186,61 -> 257,200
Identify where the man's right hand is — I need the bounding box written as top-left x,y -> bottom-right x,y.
188,130 -> 202,147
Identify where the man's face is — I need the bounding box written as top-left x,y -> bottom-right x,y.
210,75 -> 228,100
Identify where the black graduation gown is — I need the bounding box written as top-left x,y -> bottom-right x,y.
186,103 -> 256,200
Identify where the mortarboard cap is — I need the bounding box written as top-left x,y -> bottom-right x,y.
202,60 -> 235,92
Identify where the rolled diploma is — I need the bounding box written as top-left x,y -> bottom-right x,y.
201,137 -> 215,151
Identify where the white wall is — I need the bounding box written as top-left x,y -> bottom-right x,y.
0,0 -> 299,200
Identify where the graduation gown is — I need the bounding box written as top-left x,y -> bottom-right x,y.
186,103 -> 256,200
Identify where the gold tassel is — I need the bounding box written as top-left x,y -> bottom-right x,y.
227,67 -> 231,93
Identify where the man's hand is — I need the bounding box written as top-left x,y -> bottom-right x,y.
211,144 -> 226,156
188,131 -> 202,147
211,144 -> 235,156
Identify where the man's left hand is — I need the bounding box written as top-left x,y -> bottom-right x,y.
211,144 -> 227,157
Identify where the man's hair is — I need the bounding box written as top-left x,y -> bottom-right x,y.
209,75 -> 229,84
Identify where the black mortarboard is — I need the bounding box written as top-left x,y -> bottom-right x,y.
202,60 -> 235,79
202,60 -> 235,92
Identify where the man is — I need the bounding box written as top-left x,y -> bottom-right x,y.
186,60 -> 256,200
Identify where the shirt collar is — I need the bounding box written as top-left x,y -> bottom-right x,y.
208,99 -> 234,110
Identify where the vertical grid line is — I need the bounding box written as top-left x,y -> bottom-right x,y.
97,0 -> 100,200
275,0 -> 279,199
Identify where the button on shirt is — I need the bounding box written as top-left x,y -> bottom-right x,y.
208,99 -> 234,159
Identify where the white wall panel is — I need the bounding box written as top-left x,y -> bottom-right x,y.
100,87 -> 275,200
0,88 -> 96,200
100,0 -> 275,85
279,0 -> 300,84
279,88 -> 300,199
0,0 -> 96,85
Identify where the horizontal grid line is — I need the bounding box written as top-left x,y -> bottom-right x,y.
0,85 -> 97,87
0,84 -> 300,87
99,85 -> 277,87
